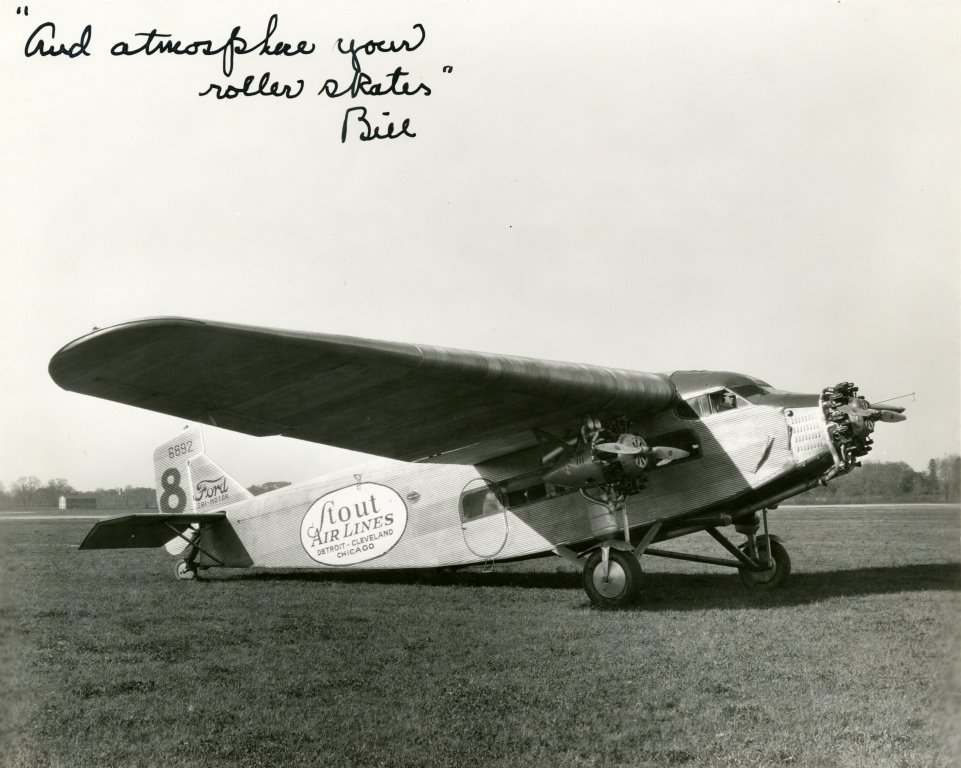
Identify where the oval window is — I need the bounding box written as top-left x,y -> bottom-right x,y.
459,478 -> 509,558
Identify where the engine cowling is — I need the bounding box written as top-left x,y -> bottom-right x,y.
542,433 -> 688,490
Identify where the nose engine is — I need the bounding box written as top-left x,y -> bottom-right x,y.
822,382 -> 907,472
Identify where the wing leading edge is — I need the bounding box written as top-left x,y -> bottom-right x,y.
49,318 -> 677,464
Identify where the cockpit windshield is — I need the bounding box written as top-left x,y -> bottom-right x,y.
730,383 -> 767,398
730,376 -> 775,400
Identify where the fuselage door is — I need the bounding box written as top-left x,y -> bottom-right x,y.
459,478 -> 509,559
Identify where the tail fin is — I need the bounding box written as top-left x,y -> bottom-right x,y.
153,427 -> 251,554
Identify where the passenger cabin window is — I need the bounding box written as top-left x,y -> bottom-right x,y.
460,481 -> 504,522
676,388 -> 746,419
505,483 -> 548,508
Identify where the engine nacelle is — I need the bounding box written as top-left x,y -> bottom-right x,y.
542,434 -> 650,489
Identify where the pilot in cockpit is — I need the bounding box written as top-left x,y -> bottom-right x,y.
712,391 -> 738,412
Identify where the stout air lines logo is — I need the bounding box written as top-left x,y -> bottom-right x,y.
301,482 -> 408,566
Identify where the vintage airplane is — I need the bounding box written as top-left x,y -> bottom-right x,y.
49,317 -> 906,607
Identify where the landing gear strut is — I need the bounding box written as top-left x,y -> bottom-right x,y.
738,537 -> 791,590
582,547 -> 642,608
734,508 -> 791,590
579,481 -> 645,608
164,521 -> 222,581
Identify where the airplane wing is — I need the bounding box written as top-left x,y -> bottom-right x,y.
49,318 -> 677,464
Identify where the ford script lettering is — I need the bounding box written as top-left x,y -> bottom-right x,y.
194,476 -> 229,502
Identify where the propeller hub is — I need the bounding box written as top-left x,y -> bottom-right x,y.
821,382 -> 906,471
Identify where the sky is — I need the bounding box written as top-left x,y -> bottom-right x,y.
1,0 -> 958,492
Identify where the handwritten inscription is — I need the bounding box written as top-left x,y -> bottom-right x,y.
341,107 -> 416,143
24,21 -> 92,57
337,24 -> 426,68
110,14 -> 314,78
319,67 -> 431,99
199,71 -> 304,100
18,15 -> 445,144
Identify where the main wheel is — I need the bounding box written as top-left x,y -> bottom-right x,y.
738,538 -> 791,590
582,549 -> 642,608
175,559 -> 198,581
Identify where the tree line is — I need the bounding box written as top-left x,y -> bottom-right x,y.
794,455 -> 960,504
0,477 -> 157,510
0,459 -> 957,509
0,477 -> 294,509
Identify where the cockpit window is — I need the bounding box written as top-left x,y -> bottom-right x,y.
676,388 -> 748,419
712,390 -> 739,412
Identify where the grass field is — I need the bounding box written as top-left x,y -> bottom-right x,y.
1,505 -> 959,768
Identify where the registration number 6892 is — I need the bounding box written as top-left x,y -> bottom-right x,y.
167,441 -> 193,459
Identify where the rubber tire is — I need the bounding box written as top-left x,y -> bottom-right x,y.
175,559 -> 198,581
738,538 -> 791,590
582,549 -> 642,608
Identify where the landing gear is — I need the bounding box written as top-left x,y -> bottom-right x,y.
738,537 -> 791,590
175,559 -> 198,581
166,523 -> 223,581
577,514 -> 793,600
582,548 -> 642,608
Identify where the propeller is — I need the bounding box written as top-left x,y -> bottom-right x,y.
870,403 -> 906,414
595,434 -> 690,464
648,446 -> 691,464
595,436 -> 645,455
844,404 -> 907,423
872,409 -> 906,423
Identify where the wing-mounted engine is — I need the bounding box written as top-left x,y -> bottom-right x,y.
821,382 -> 907,474
538,416 -> 691,573
540,416 -> 689,492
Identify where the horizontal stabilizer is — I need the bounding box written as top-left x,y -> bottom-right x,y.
79,513 -> 226,550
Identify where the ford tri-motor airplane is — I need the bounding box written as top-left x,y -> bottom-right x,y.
49,318 -> 907,607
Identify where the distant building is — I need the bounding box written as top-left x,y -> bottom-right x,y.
65,496 -> 97,510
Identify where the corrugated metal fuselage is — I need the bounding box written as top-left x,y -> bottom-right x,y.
197,397 -> 834,572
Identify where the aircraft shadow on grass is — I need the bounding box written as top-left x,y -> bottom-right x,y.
219,561 -> 960,611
